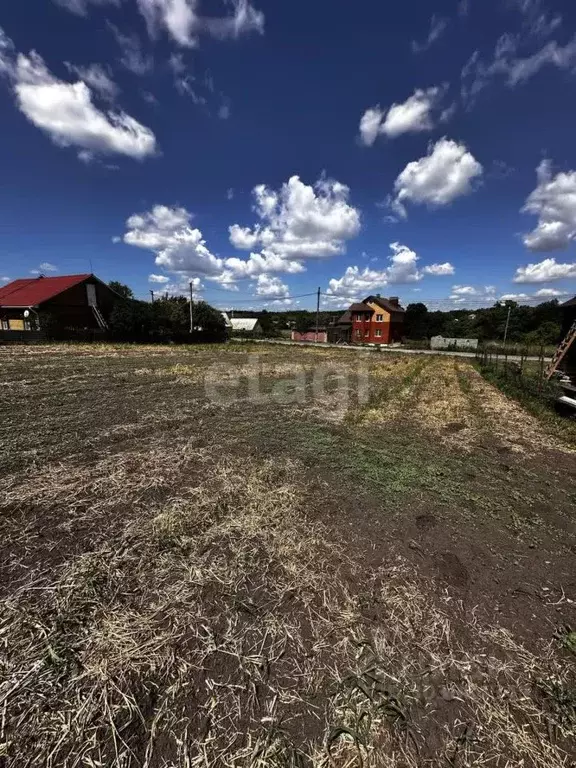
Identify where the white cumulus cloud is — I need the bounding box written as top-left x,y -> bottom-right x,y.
499,293 -> 530,301
0,30 -> 156,161
359,86 -> 447,146
124,205 -> 224,275
219,253 -> 305,281
148,273 -> 170,283
391,137 -> 482,217
422,262 -> 455,276
450,285 -> 477,296
534,287 -> 566,297
386,242 -> 422,283
326,243 -> 454,300
449,285 -> 497,303
522,160 -> 576,251
30,262 -> 58,275
123,204 -> 307,287
229,175 -> 361,265
326,265 -> 388,302
358,108 -> 384,148
513,257 -> 576,283
255,274 -> 289,298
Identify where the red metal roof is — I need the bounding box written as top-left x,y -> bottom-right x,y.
0,275 -> 91,307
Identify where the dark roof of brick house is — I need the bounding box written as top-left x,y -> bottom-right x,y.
348,302 -> 374,313
364,295 -> 406,314
336,310 -> 352,325
0,275 -> 92,307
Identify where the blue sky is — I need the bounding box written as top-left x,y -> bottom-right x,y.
1,0 -> 576,310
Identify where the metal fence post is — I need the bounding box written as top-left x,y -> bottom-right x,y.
537,346 -> 545,396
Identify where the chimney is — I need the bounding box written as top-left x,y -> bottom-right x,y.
376,293 -> 381,298
389,296 -> 399,307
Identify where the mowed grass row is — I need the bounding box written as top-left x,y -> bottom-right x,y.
1,343 -> 575,767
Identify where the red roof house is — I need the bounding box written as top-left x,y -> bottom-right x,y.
0,274 -> 120,332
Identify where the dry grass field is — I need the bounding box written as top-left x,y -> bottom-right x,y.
1,342 -> 576,767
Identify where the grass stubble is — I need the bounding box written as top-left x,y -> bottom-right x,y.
0,344 -> 575,766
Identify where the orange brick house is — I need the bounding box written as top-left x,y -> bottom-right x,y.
337,295 -> 405,344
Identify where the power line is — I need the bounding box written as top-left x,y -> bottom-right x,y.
212,291 -> 318,305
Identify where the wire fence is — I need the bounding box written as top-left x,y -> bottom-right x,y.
474,345 -> 562,407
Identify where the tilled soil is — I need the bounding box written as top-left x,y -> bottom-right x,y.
1,342 -> 575,767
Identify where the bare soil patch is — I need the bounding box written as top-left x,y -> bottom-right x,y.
1,343 -> 575,766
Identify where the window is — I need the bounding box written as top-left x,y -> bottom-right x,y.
355,313 -> 363,321
355,329 -> 362,339
364,329 -> 370,337
1,319 -> 8,330
376,314 -> 383,322
375,328 -> 382,337
86,283 -> 97,307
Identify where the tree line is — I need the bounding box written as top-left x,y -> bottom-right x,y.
107,282 -> 226,342
105,282 -> 569,347
403,300 -> 564,345
230,299 -> 567,345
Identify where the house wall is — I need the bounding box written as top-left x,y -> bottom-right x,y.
351,308 -> 394,344
0,309 -> 35,330
1,279 -> 119,332
43,280 -> 117,329
366,301 -> 393,343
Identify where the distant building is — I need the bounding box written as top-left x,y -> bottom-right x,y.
291,329 -> 328,343
0,274 -> 119,333
334,295 -> 405,344
230,317 -> 262,336
221,312 -> 233,329
431,336 -> 478,351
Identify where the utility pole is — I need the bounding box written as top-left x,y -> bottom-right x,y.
315,287 -> 320,343
149,290 -> 155,303
503,305 -> 512,346
189,280 -> 194,334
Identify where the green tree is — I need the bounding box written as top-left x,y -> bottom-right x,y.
108,281 -> 135,299
404,303 -> 429,338
524,321 -> 561,346
109,300 -> 153,337
193,301 -> 226,340
152,296 -> 188,336
258,309 -> 275,337
294,314 -> 313,333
